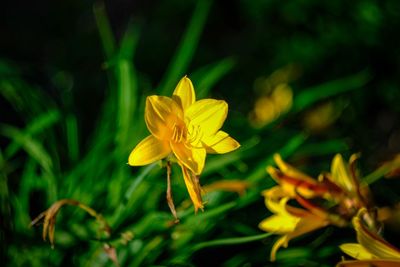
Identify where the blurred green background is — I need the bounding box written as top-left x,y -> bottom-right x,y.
1,0 -> 400,266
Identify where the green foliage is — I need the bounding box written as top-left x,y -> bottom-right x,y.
1,0 -> 400,266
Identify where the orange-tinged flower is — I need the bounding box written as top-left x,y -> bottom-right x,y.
260,154 -> 374,261
258,187 -> 329,261
249,84 -> 293,127
338,208 -> 400,266
128,76 -> 240,214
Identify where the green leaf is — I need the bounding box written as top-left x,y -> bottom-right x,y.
192,232 -> 273,251
93,2 -> 116,60
0,124 -> 57,202
1,123 -> 53,174
247,133 -> 308,183
293,70 -> 370,112
115,58 -> 138,154
159,0 -> 212,95
192,57 -> 236,98
5,110 -> 60,159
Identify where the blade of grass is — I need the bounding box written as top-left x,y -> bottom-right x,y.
192,57 -> 236,98
115,23 -> 140,153
1,79 -> 56,120
192,232 -> 273,251
159,0 -> 212,95
5,110 -> 60,159
292,70 -> 370,112
93,2 -> 116,60
247,133 -> 308,183
1,124 -> 53,174
116,58 -> 138,154
292,139 -> 348,158
203,136 -> 260,176
363,165 -> 393,185
109,163 -> 159,228
130,236 -> 164,267
0,124 -> 57,201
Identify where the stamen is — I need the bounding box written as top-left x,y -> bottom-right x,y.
171,122 -> 187,143
188,124 -> 202,144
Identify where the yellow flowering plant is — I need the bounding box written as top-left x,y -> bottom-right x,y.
128,76 -> 240,219
259,153 -> 374,261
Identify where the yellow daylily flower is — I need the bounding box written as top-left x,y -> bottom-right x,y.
128,76 -> 240,214
259,186 -> 329,261
249,84 -> 293,127
338,208 -> 400,266
249,64 -> 300,128
261,153 -> 375,261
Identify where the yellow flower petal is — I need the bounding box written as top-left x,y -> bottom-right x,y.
271,83 -> 293,112
262,193 -> 329,261
145,96 -> 183,140
273,154 -> 315,182
186,99 -> 228,136
180,164 -> 204,213
270,235 -> 289,261
331,154 -> 355,192
270,215 -> 328,261
172,76 -> 196,110
263,192 -> 291,215
288,213 -> 328,239
128,135 -> 171,166
266,166 -> 320,198
259,214 -> 299,234
353,215 -> 400,259
339,243 -> 375,260
171,142 -> 206,175
202,131 -> 240,154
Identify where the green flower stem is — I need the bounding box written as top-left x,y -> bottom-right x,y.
192,232 -> 273,251
363,164 -> 392,185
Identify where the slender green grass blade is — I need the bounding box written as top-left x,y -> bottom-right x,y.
0,124 -> 57,201
5,110 -> 60,159
93,2 -> 116,60
159,0 -> 212,95
1,124 -> 53,174
192,57 -> 236,98
293,139 -> 348,158
109,163 -> 159,228
363,164 -> 393,185
293,70 -> 370,112
131,236 -> 164,267
116,58 -> 138,154
247,133 -> 308,182
192,232 -> 273,251
203,136 -> 260,176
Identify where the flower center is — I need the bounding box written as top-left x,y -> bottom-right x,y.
171,122 -> 187,143
187,124 -> 203,146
